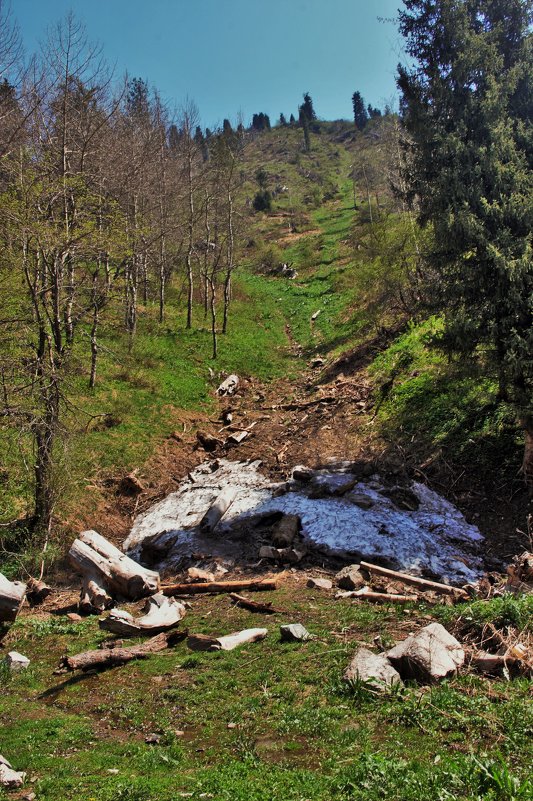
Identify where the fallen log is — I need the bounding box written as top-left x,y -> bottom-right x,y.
216,374 -> 239,396
26,577 -> 52,606
162,578 -> 278,596
199,487 -> 238,532
359,561 -> 468,598
187,627 -> 267,651
57,630 -> 186,673
336,589 -> 417,603
99,593 -> 186,637
0,572 -> 26,623
229,593 -> 283,614
472,651 -> 526,677
69,530 -> 160,612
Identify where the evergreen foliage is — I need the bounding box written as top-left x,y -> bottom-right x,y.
352,90 -> 368,129
398,0 -> 533,485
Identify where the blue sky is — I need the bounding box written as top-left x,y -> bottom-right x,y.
13,0 -> 403,129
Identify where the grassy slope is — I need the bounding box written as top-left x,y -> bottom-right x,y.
1,589 -> 531,801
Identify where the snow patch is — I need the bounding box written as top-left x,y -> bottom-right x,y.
124,459 -> 483,584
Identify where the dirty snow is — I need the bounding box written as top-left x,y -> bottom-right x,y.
124,459 -> 484,584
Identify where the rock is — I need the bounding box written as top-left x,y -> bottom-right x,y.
307,577 -> 333,591
292,465 -> 314,482
67,612 -> 82,621
118,472 -> 145,496
280,623 -> 314,642
187,567 -> 215,583
5,651 -> 30,672
310,357 -> 325,368
387,622 -> 465,683
348,493 -> 374,510
0,755 -> 26,788
344,648 -> 403,690
259,545 -> 306,564
145,733 -> 161,745
336,565 -> 366,591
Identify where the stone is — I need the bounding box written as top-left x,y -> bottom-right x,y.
0,755 -> 26,789
187,567 -> 215,583
344,648 -> 403,689
335,565 -> 366,591
280,623 -> 314,642
145,733 -> 161,745
5,651 -> 30,672
387,622 -> 465,683
349,493 -> 374,510
67,612 -> 83,621
259,545 -> 305,564
306,577 -> 333,591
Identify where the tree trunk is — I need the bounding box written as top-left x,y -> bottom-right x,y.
58,630 -> 185,672
521,415 -> 533,496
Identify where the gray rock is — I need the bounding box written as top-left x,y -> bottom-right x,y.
344,648 -> 403,690
307,577 -> 333,591
0,755 -> 26,788
5,651 -> 30,672
387,622 -> 465,683
348,493 -> 374,510
280,623 -> 314,642
335,565 -> 365,590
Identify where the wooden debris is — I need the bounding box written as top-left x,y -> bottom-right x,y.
229,593 -> 282,614
187,628 -> 267,652
199,487 -> 238,532
259,545 -> 306,563
0,754 -> 26,789
162,578 -> 278,596
99,593 -> 186,637
57,630 -> 186,672
69,530 -> 160,613
359,561 -> 468,598
506,551 -> 533,594
0,572 -> 26,623
216,374 -> 239,396
336,589 -> 417,603
26,577 -> 52,606
196,430 -> 223,452
187,567 -> 215,583
472,651 -> 522,677
225,430 -> 249,446
271,514 -> 300,548
118,472 -> 145,496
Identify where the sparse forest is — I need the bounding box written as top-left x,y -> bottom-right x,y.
0,1 -> 531,800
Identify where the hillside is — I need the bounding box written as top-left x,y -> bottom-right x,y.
1,117 -> 532,801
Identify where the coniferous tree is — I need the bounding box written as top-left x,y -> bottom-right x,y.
352,91 -> 368,129
299,92 -> 316,122
398,0 -> 533,491
289,113 -> 296,124
279,112 -> 287,126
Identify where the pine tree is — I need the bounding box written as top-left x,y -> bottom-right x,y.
299,107 -> 311,152
300,92 -> 316,122
289,113 -> 296,124
279,112 -> 287,126
398,0 -> 533,491
352,91 -> 368,129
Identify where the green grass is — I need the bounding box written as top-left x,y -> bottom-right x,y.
368,318 -> 524,476
1,587 -> 531,800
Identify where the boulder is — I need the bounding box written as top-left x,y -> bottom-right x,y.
280,623 -> 314,642
336,565 -> 365,591
307,577 -> 333,591
0,755 -> 25,788
4,651 -> 30,672
387,622 -> 464,683
344,648 -> 403,690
